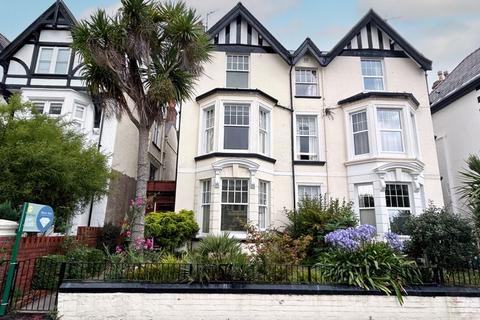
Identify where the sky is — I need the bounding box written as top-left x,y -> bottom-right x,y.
1,0 -> 479,87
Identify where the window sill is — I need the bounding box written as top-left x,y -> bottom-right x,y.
195,152 -> 276,164
294,95 -> 322,99
293,160 -> 326,166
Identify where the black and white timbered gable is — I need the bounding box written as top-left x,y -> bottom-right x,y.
0,0 -> 85,98
323,10 -> 432,70
207,3 -> 291,63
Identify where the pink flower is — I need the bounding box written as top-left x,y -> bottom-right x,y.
125,230 -> 131,238
135,196 -> 144,207
115,245 -> 124,254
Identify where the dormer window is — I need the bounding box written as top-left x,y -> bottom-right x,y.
295,68 -> 318,96
361,59 -> 384,91
226,54 -> 249,88
36,47 -> 71,74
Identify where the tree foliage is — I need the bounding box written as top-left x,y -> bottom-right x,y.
459,154 -> 480,236
0,95 -> 111,231
72,0 -> 212,240
405,206 -> 477,268
144,210 -> 199,251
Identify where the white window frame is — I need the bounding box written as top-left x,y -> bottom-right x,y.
356,183 -> 376,227
296,184 -> 322,203
258,107 -> 271,156
204,106 -> 215,153
294,113 -> 321,161
30,100 -> 64,116
376,107 -> 405,153
221,102 -> 251,152
350,109 -> 370,156
36,47 -> 71,74
226,54 -> 249,88
295,68 -> 318,97
258,180 -> 269,230
385,183 -> 413,234
361,59 -> 385,92
201,179 -> 212,233
221,178 -> 249,232
151,121 -> 160,145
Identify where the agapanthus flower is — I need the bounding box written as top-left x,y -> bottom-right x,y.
325,228 -> 360,251
384,232 -> 404,251
354,224 -> 376,242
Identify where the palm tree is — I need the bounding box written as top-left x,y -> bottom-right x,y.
459,154 -> 480,235
72,0 -> 211,240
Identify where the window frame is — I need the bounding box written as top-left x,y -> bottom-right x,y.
29,100 -> 64,116
258,107 -> 271,156
258,180 -> 269,230
295,113 -> 320,161
297,184 -> 322,202
350,109 -> 370,156
361,59 -> 385,92
201,179 -> 212,233
295,68 -> 319,97
226,54 -> 249,89
356,183 -> 376,227
376,107 -> 405,153
220,178 -> 249,232
203,106 -> 215,153
35,46 -> 72,75
222,103 -> 251,152
385,183 -> 413,234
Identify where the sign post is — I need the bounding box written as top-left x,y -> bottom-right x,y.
0,203 -> 54,316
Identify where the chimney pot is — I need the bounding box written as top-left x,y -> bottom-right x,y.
437,71 -> 445,81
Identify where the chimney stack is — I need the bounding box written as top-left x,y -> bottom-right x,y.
432,70 -> 449,90
437,70 -> 445,81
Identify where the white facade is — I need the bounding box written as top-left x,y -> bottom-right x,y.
0,1 -> 177,230
175,4 -> 443,237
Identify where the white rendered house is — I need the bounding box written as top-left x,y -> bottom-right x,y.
0,1 -> 178,230
430,49 -> 480,214
175,3 -> 443,237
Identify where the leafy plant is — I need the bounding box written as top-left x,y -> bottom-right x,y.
286,196 -> 357,259
145,210 -> 199,251
459,154 -> 480,240
318,225 -> 419,304
405,206 -> 477,268
0,94 -> 111,231
0,200 -> 18,221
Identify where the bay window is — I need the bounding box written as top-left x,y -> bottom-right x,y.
226,54 -> 249,88
201,180 -> 211,233
357,184 -> 376,227
296,115 -> 318,160
351,110 -> 369,155
221,179 -> 248,231
378,108 -> 404,152
224,104 -> 249,150
361,59 -> 384,91
36,47 -> 71,74
295,68 -> 318,96
30,100 -> 63,115
204,107 -> 215,153
258,181 -> 269,230
385,183 -> 412,235
259,108 -> 270,155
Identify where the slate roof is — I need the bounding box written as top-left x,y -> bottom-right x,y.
430,48 -> 480,110
0,33 -> 9,51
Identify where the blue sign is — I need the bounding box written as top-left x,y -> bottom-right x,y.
23,203 -> 54,233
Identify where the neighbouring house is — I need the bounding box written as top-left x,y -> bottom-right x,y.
430,48 -> 480,213
0,1 -> 178,230
175,3 -> 443,237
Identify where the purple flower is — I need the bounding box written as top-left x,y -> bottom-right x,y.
354,224 -> 376,242
384,232 -> 404,251
115,245 -> 124,254
325,228 -> 360,251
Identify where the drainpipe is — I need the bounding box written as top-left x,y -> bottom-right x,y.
289,64 -> 297,212
320,66 -> 330,198
173,102 -> 183,209
87,107 -> 105,227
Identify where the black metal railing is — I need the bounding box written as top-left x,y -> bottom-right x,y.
3,257 -> 480,313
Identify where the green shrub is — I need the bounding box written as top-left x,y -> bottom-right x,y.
0,201 -> 18,221
64,246 -> 105,279
318,242 -> 420,304
188,234 -> 250,282
405,206 -> 477,268
98,222 -> 122,253
286,196 -> 357,259
145,210 -> 199,251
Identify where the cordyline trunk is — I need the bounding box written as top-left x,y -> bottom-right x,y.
131,124 -> 150,242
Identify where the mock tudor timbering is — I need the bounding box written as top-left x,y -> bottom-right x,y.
175,2 -> 443,237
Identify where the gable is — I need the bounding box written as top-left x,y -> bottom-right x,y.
343,21 -> 403,52
207,3 -> 290,63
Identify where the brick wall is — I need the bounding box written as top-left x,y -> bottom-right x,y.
58,292 -> 480,320
0,227 -> 102,261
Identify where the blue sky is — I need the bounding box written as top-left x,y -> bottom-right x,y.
1,0 -> 479,86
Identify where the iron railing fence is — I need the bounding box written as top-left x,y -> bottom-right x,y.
3,257 -> 480,313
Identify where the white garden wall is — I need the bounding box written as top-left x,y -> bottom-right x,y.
58,291 -> 480,320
